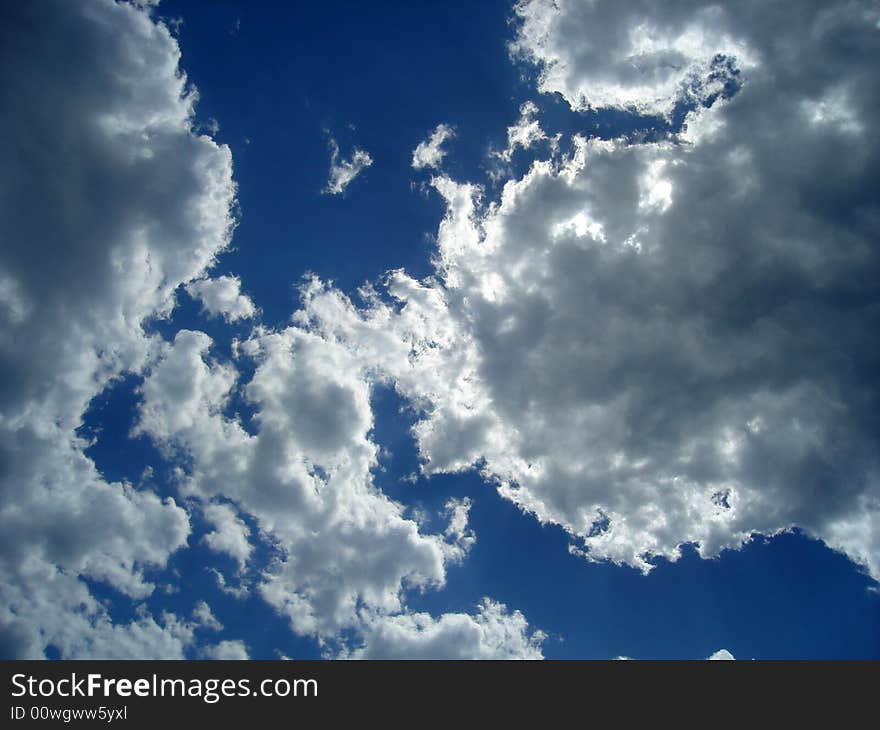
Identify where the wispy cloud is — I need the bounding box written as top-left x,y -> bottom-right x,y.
412,123 -> 455,170
323,137 -> 373,195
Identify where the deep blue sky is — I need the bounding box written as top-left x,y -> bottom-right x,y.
160,0 -> 527,327
75,0 -> 880,659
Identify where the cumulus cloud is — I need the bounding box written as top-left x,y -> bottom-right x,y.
202,639 -> 250,660
342,599 -> 545,659
0,0 -> 236,657
187,275 -> 257,322
201,502 -> 253,571
412,124 -> 456,170
494,101 -> 556,163
297,0 -> 880,580
708,649 -> 735,660
135,327 -> 486,643
192,601 -> 224,632
323,137 -> 373,195
510,0 -> 757,117
7,0 -> 875,662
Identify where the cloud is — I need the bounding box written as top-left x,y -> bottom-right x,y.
442,497 -> 476,563
202,639 -> 250,660
323,137 -> 373,195
412,124 -> 456,170
193,601 -> 224,632
0,0 -> 236,657
708,649 -> 735,660
201,502 -> 253,572
135,326 -> 485,642
298,0 -> 880,580
134,323 -> 538,654
510,0 -> 758,117
208,568 -> 250,600
187,275 -> 257,322
6,0 -> 875,662
493,101 -> 556,164
615,649 -> 736,659
342,599 -> 545,659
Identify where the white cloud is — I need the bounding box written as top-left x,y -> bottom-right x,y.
135,326 -> 485,641
6,0 -> 875,662
202,639 -> 249,660
187,275 -> 257,322
442,497 -> 476,563
616,649 -> 736,659
708,649 -> 735,660
494,101 -> 556,164
202,502 -> 253,571
297,0 -> 880,581
323,138 -> 373,195
412,124 -> 456,170
0,0 -> 236,657
193,601 -> 224,632
510,0 -> 758,117
208,568 -> 250,600
133,306 -> 535,654
342,599 -> 545,659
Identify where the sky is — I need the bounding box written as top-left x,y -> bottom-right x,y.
0,0 -> 878,660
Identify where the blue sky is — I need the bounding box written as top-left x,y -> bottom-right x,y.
1,0 -> 878,660
158,0 -> 527,322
